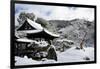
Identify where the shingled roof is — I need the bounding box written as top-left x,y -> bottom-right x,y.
17,18 -> 60,39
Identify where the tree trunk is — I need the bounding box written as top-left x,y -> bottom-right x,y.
80,32 -> 87,49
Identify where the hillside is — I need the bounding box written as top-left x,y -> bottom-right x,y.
49,19 -> 94,48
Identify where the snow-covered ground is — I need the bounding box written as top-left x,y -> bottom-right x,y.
57,47 -> 94,63
15,47 -> 94,66
15,56 -> 57,65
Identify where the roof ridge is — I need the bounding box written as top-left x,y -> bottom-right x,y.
27,18 -> 43,30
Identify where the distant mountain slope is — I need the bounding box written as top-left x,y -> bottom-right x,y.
49,19 -> 94,47
49,20 -> 71,31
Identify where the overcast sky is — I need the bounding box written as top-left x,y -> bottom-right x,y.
15,3 -> 94,23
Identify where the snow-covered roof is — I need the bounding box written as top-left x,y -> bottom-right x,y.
27,18 -> 43,30
16,38 -> 49,47
17,18 -> 60,38
18,29 -> 43,34
16,38 -> 37,43
44,28 -> 60,37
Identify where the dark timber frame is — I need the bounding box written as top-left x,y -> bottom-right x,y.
10,0 -> 97,69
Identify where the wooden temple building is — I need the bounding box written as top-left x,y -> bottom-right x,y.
15,18 -> 59,59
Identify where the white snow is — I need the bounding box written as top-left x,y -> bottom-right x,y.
27,18 -> 43,30
15,47 -> 94,66
37,41 -> 49,47
57,39 -> 73,42
15,56 -> 56,66
18,29 -> 42,34
57,47 -> 94,63
15,56 -> 41,65
16,38 -> 49,47
16,38 -> 36,43
44,28 -> 60,37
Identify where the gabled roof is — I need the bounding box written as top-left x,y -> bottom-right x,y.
17,20 -> 36,31
17,18 -> 60,39
17,18 -> 43,31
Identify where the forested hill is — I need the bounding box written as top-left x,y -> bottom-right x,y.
49,19 -> 94,47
